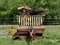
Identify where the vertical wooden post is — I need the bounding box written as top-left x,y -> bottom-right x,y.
38,15 -> 40,25
36,16 -> 37,25
33,15 -> 34,26
25,18 -> 27,26
32,16 -> 33,26
30,16 -> 31,26
21,16 -> 22,26
34,15 -> 35,26
19,16 -> 20,25
41,16 -> 43,25
28,17 -> 29,26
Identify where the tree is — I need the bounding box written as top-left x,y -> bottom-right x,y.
0,0 -> 60,24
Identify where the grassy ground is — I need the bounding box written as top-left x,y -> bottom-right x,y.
0,25 -> 60,45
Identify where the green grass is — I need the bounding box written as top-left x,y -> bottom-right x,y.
0,25 -> 60,45
0,25 -> 17,30
44,25 -> 60,39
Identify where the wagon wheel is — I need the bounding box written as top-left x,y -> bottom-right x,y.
26,26 -> 34,43
30,29 -> 33,41
12,30 -> 21,40
26,29 -> 33,45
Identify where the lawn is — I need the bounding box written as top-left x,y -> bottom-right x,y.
0,25 -> 60,45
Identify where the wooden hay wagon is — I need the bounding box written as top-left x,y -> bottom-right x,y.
8,6 -> 46,40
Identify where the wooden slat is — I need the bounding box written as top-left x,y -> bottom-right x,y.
21,16 -> 22,26
18,15 -> 42,26
26,18 -> 27,26
34,15 -> 35,26
32,16 -> 33,26
27,16 -> 29,26
38,15 -> 40,25
19,16 -> 20,25
30,16 -> 31,26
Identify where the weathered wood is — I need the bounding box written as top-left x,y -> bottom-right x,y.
13,15 -> 44,40
13,26 -> 44,40
18,15 -> 43,26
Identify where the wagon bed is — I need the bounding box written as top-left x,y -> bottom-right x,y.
13,26 -> 44,40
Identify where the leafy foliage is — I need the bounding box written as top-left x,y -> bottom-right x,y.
0,0 -> 60,24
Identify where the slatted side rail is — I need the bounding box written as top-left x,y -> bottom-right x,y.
18,15 -> 42,26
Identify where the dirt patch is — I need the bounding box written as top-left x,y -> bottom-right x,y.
0,30 -> 8,36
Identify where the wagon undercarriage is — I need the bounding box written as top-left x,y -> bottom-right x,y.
12,26 -> 44,40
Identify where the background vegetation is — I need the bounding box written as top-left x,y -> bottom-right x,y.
0,0 -> 60,25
